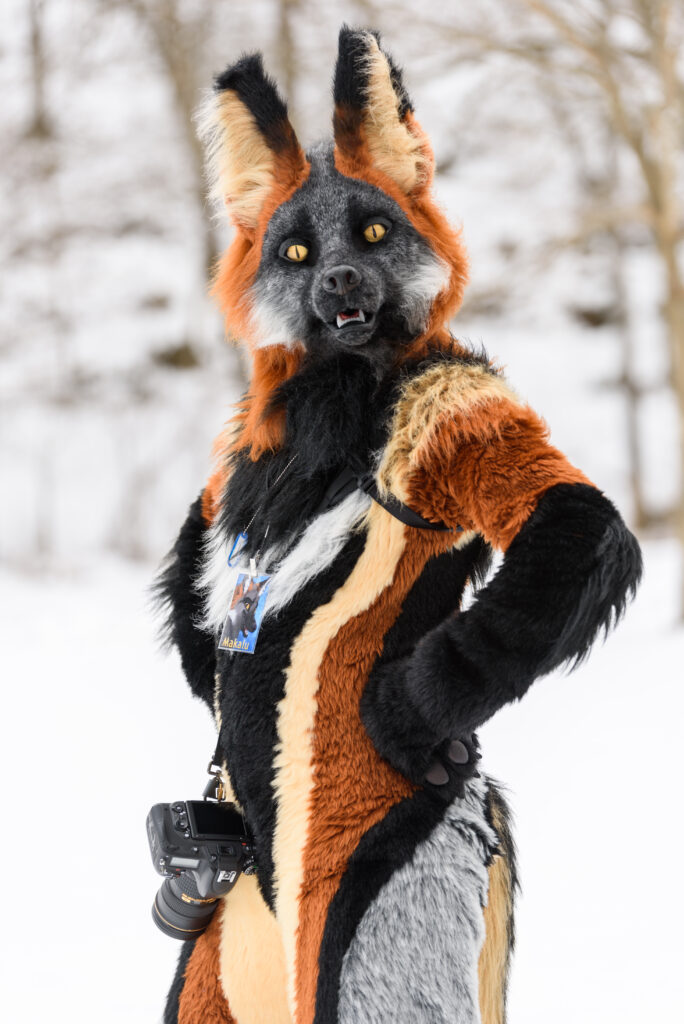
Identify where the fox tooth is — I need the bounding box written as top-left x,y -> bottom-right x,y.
336,310 -> 366,328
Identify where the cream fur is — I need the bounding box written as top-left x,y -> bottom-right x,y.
270,501 -> 408,1019
361,34 -> 429,195
478,804 -> 514,1024
377,359 -> 519,500
219,873 -> 291,1024
197,89 -> 276,229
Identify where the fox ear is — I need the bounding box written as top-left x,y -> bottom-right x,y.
198,54 -> 306,231
333,27 -> 432,197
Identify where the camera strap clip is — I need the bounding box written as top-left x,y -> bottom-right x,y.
204,746 -> 226,803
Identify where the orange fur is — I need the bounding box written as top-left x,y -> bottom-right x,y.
211,139 -> 309,349
228,345 -> 304,460
178,905 -> 235,1024
333,106 -> 468,357
202,467 -> 226,526
408,395 -> 591,550
208,133 -> 309,459
294,526 -> 458,1022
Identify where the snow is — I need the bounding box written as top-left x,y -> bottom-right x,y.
2,540 -> 682,1023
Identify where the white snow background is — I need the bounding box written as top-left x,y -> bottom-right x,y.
1,2 -> 682,1022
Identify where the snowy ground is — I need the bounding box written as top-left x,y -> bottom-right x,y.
2,536 -> 682,1024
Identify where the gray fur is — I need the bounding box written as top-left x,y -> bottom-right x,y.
250,144 -> 449,355
338,777 -> 497,1024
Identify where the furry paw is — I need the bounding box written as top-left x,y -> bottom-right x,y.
360,658 -> 480,795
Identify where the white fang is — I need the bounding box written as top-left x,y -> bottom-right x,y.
336,310 -> 366,328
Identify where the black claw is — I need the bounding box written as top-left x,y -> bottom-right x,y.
447,739 -> 469,764
424,760 -> 449,785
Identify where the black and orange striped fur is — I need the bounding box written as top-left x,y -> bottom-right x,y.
155,26 -> 642,1024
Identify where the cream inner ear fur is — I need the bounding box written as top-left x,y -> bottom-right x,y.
197,90 -> 276,229
361,34 -> 430,195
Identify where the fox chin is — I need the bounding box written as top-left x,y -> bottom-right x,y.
154,24 -> 642,1024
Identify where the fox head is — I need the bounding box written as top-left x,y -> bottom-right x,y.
199,27 -> 468,460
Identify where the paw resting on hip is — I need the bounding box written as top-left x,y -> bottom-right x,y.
360,658 -> 480,797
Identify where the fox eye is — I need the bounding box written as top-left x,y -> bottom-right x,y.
279,240 -> 309,263
363,220 -> 391,243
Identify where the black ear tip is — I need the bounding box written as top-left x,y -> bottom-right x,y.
212,51 -> 292,142
334,26 -> 412,117
337,24 -> 380,53
335,26 -> 379,108
214,52 -> 266,94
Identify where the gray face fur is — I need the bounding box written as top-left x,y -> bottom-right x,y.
250,145 -> 450,361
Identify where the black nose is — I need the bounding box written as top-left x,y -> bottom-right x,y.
322,265 -> 362,296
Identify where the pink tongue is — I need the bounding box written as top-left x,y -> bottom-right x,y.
339,309 -> 359,321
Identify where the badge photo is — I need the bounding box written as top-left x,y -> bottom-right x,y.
218,572 -> 270,654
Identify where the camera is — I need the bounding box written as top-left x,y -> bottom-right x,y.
146,799 -> 255,940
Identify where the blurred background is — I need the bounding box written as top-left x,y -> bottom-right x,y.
1,1 -> 682,1022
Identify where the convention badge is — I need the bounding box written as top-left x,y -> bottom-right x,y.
218,565 -> 271,655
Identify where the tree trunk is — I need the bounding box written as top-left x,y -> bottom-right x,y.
27,0 -> 51,139
661,241 -> 684,614
610,228 -> 650,531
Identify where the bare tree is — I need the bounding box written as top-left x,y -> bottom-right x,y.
119,0 -> 222,280
367,0 -> 684,608
515,0 -> 684,603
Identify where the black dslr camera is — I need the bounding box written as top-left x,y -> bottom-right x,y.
146,800 -> 255,939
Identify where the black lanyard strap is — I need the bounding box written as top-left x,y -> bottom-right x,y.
316,461 -> 462,533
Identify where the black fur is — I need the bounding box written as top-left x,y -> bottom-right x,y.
214,53 -> 292,152
163,940 -> 195,1024
217,532 -> 367,908
221,351 -> 395,559
362,483 -> 643,781
334,26 -> 377,110
378,536 -> 492,663
385,50 -> 413,119
253,144 -> 444,356
314,788 -> 453,1024
154,495 -> 216,707
334,26 -> 413,118
314,777 -> 510,1024
222,345 -> 488,563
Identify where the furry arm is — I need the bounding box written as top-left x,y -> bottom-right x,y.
155,493 -> 216,707
362,380 -> 642,783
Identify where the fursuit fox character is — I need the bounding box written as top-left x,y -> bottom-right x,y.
156,27 -> 642,1024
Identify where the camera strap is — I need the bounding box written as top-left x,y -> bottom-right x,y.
316,457 -> 462,533
203,744 -> 226,802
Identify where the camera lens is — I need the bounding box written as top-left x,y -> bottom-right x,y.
152,873 -> 219,940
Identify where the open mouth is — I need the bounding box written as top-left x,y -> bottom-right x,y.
335,308 -> 368,329
324,306 -> 380,346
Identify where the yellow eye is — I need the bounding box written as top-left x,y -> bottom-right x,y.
285,243 -> 308,262
363,222 -> 387,243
